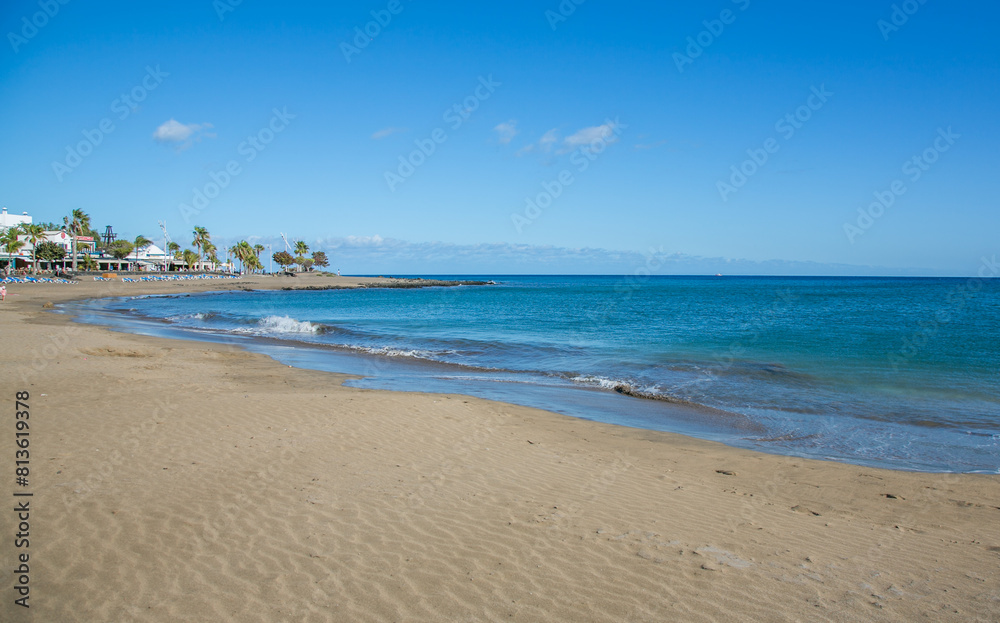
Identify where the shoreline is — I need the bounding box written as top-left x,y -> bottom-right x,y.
2,275 -> 999,621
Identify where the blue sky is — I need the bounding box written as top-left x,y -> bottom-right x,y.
1,0 -> 997,275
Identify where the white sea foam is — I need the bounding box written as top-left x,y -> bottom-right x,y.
571,374 -> 630,389
168,312 -> 208,322
234,315 -> 322,334
348,344 -> 430,359
571,375 -> 663,396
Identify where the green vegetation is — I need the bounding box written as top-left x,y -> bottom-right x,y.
311,251 -> 329,270
192,226 -> 211,265
19,223 -> 46,273
65,209 -> 92,272
228,240 -> 262,273
35,241 -> 66,264
272,250 -> 295,271
1,228 -> 25,269
5,213 -> 335,276
106,240 -> 135,270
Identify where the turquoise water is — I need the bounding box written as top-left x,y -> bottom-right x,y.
74,275 -> 1000,472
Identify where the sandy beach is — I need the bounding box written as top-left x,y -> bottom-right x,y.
1,274 -> 998,622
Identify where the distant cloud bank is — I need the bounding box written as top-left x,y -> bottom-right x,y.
227,235 -> 946,276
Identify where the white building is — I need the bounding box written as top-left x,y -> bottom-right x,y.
2,208 -> 233,272
1,209 -> 97,270
0,207 -> 32,231
14,229 -> 96,254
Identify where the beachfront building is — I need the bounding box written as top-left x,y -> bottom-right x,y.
2,207 -> 234,273
39,230 -> 97,254
1,207 -> 33,270
91,244 -> 234,273
0,206 -> 32,231
9,229 -> 98,270
2,208 -> 103,271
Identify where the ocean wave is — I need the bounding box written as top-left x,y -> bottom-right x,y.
571,374 -> 660,395
167,311 -> 220,322
232,315 -> 325,335
570,374 -> 741,416
344,344 -> 435,359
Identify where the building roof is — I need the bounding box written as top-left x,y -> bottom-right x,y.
0,207 -> 32,231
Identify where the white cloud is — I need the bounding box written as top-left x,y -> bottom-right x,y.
516,128 -> 558,157
494,120 -> 519,144
371,127 -> 406,140
153,119 -> 213,143
515,123 -> 622,157
560,122 -> 620,152
539,129 -> 559,151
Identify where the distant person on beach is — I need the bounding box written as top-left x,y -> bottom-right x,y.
337,269 -> 341,276
1,285 -> 6,302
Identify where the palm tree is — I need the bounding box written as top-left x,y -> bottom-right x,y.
203,242 -> 217,271
132,235 -> 152,271
107,240 -> 134,271
293,241 -> 309,272
19,223 -> 46,274
64,209 -> 91,272
167,242 -> 181,270
245,248 -> 263,273
238,240 -> 255,273
182,249 -> 199,271
192,226 -> 210,265
1,228 -> 26,273
227,244 -> 241,272
253,244 -> 264,273
226,240 -> 260,274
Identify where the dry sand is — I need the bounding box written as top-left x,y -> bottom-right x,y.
1,274 -> 998,622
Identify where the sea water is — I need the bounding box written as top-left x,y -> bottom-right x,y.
69,275 -> 1000,473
